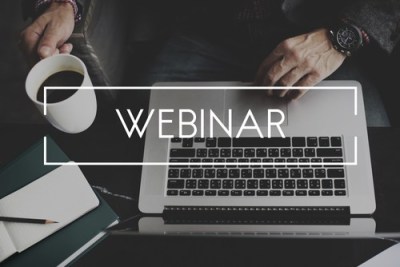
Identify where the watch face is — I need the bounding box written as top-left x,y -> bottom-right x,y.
336,27 -> 361,51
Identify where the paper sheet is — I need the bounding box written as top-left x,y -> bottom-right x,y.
0,164 -> 99,252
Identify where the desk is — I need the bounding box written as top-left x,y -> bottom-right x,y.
1,124 -> 399,266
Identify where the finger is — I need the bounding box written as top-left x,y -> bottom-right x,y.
255,50 -> 284,85
263,56 -> 297,86
20,27 -> 43,65
59,43 -> 73,54
278,67 -> 308,87
37,24 -> 66,59
292,74 -> 322,99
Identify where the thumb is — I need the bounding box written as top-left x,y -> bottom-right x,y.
37,26 -> 64,59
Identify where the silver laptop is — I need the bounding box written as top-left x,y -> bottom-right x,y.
139,81 -> 375,216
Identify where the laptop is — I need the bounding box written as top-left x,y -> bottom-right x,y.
139,81 -> 375,217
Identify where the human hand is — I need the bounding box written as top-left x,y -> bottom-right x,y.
255,28 -> 346,100
20,2 -> 75,66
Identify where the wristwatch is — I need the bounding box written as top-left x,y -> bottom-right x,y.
329,20 -> 368,57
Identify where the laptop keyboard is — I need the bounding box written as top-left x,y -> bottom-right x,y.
166,137 -> 346,197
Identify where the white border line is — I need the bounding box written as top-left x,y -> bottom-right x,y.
43,86 -> 358,166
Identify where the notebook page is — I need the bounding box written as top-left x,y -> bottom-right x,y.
0,221 -> 16,262
0,164 -> 99,252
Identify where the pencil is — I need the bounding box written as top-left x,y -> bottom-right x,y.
0,216 -> 58,224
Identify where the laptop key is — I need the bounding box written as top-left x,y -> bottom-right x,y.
324,158 -> 344,167
322,190 -> 333,196
328,169 -> 345,178
266,169 -> 277,178
284,180 -> 295,189
208,149 -> 219,157
311,158 -> 322,167
317,148 -> 343,157
287,158 -> 298,168
235,180 -> 246,189
171,138 -> 182,143
334,179 -> 346,189
308,190 -> 320,196
214,159 -> 225,168
293,148 -> 304,157
231,190 -> 242,196
296,190 -> 307,196
180,169 -> 191,178
260,180 -> 271,189
269,148 -> 279,157
250,158 -> 261,168
299,158 -> 310,168
331,137 -> 342,147
168,169 -> 179,178
278,169 -> 289,178
229,169 -> 240,178
272,180 -> 283,189
168,180 -> 184,189
302,169 -> 314,178
247,180 -> 258,189
244,149 -> 255,157
182,138 -> 193,147
290,169 -> 301,178
217,169 -> 228,178
233,137 -> 290,147
275,158 -> 286,168
270,190 -> 281,196
218,137 -> 232,147
309,180 -> 321,189
292,137 -> 306,147
205,169 -> 216,178
305,148 -> 316,157
257,190 -> 269,196
297,180 -> 308,189
322,179 -> 333,189
186,180 -> 197,189
190,158 -> 201,168
307,137 -> 318,147
319,137 -> 330,147
170,159 -> 189,168
218,190 -> 229,196
167,190 -> 178,196
206,138 -> 217,147
283,190 -> 294,196
205,190 -> 217,196
233,149 -> 243,157
192,169 -> 204,178
198,179 -> 209,189
256,149 -> 267,157
253,169 -> 264,178
220,149 -> 231,157
195,137 -> 205,143
210,180 -> 222,189
244,190 -> 256,196
262,158 -> 273,168
315,169 -> 326,178
223,180 -> 233,189
238,158 -> 249,168
241,169 -> 252,178
180,190 -> 191,196
197,149 -> 207,158
170,149 -> 195,158
192,190 -> 204,196
226,158 -> 237,168
335,190 -> 346,196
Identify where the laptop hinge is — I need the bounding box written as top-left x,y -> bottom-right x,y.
163,206 -> 350,222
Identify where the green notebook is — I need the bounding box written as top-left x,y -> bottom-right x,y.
0,137 -> 118,267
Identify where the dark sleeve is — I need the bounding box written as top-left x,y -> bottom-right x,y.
21,0 -> 84,21
341,0 -> 400,54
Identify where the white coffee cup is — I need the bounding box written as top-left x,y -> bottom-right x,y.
26,54 -> 97,134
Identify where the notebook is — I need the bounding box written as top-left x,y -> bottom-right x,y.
0,164 -> 99,263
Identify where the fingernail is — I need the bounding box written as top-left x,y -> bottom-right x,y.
39,46 -> 52,58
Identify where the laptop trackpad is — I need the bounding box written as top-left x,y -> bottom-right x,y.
223,90 -> 288,127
